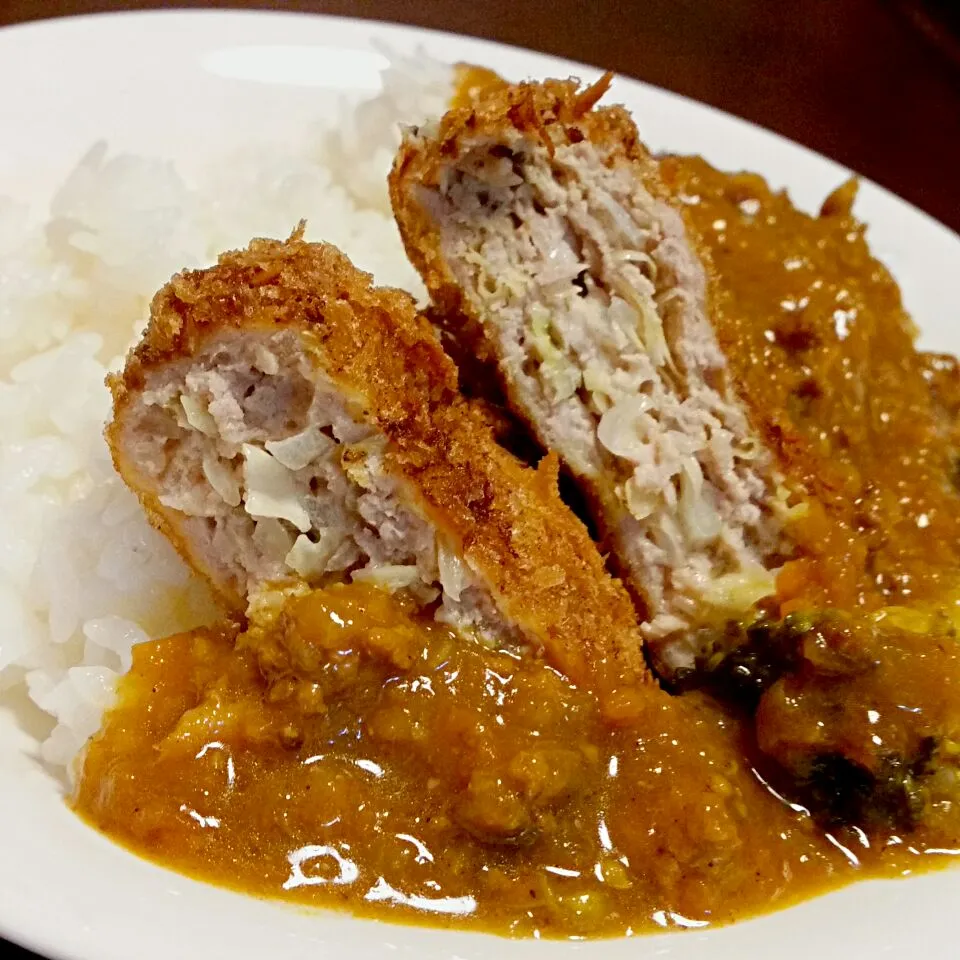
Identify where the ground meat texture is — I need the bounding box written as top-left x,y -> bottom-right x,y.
108,233 -> 650,698
390,77 -> 789,678
114,326 -> 514,645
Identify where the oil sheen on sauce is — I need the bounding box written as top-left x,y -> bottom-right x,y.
75,582 -> 960,938
658,156 -> 960,614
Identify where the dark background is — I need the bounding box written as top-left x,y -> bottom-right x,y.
1,0 -> 958,957
2,0 -> 959,230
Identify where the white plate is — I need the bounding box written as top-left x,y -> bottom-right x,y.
1,10 -> 958,960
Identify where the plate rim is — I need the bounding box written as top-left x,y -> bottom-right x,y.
1,5 -> 957,244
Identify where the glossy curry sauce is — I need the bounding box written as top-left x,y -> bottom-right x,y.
75,582 -> 960,938
659,157 -> 960,614
450,63 -> 509,109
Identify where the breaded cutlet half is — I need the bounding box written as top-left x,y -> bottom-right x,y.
107,230 -> 649,696
390,76 -> 787,676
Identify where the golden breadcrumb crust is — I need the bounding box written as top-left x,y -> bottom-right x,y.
107,232 -> 649,697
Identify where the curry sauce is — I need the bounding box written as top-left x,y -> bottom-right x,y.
75,582 -> 960,938
660,157 -> 960,613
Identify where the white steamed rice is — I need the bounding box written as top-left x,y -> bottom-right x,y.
0,51 -> 454,780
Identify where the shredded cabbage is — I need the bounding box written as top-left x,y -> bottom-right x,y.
597,395 -> 652,461
529,305 -> 580,401
201,454 -> 240,507
611,272 -> 670,368
352,564 -> 421,592
437,542 -> 470,602
623,475 -> 658,520
771,482 -> 810,523
265,426 -> 333,472
241,444 -> 311,533
678,458 -> 721,545
251,343 -> 279,375
701,566 -> 777,613
582,363 -> 614,413
252,518 -> 295,559
284,530 -> 344,579
180,393 -> 218,437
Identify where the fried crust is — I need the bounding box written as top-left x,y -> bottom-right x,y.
107,232 -> 650,696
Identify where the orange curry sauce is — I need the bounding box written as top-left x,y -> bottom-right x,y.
75,160 -> 960,936
75,584 -> 960,938
659,157 -> 960,613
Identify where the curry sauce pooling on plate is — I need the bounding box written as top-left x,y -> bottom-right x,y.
74,581 -> 960,937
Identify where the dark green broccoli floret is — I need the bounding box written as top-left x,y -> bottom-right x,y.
798,740 -> 936,831
666,610 -> 958,833
669,612 -> 812,708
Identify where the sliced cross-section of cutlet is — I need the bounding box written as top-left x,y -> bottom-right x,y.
106,230 -> 648,698
390,76 -> 787,676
